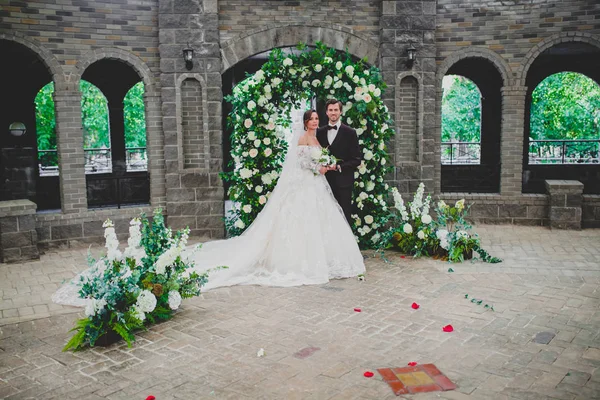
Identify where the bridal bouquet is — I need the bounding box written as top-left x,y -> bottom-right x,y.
63,209 -> 217,351
310,147 -> 338,175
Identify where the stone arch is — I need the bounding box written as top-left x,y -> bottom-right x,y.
395,72 -> 424,165
0,30 -> 66,89
75,47 -> 156,95
220,23 -> 379,73
175,73 -> 210,171
437,47 -> 512,87
518,32 -> 600,86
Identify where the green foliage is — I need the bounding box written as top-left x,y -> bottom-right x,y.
80,80 -> 110,148
124,82 -> 147,148
530,72 -> 600,140
441,75 -> 481,143
35,83 -> 57,151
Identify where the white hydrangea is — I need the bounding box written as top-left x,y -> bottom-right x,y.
168,290 -> 182,311
84,298 -> 107,317
132,305 -> 145,322
136,290 -> 157,313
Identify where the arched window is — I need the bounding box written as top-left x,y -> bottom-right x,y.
124,81 -> 147,172
529,72 -> 600,165
441,75 -> 482,165
80,80 -> 111,174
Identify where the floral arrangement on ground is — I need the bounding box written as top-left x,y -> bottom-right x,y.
377,183 -> 501,263
63,209 -> 221,351
222,42 -> 395,248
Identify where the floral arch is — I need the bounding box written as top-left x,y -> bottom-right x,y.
222,43 -> 395,248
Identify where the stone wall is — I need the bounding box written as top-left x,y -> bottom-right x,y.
218,0 -> 382,45
0,200 -> 39,262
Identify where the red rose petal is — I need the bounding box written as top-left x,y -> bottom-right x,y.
364,371 -> 374,378
411,302 -> 420,310
354,308 -> 362,312
146,396 -> 156,400
408,362 -> 417,366
400,255 -> 406,258
442,324 -> 454,332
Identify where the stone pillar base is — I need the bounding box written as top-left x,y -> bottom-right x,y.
0,200 -> 39,263
545,180 -> 583,230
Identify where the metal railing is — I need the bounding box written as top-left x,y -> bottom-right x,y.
37,147 -> 148,176
441,142 -> 481,165
529,139 -> 600,164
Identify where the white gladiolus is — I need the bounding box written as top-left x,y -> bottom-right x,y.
244,119 -> 252,128
258,195 -> 267,205
84,298 -> 107,317
168,290 -> 182,310
242,204 -> 252,213
455,199 -> 465,210
403,223 -> 413,234
234,219 -> 245,229
249,149 -> 258,158
364,215 -> 374,224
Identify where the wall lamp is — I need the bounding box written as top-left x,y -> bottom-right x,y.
9,122 -> 26,137
406,42 -> 417,67
183,44 -> 194,70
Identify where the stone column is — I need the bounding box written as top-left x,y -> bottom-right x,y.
380,0 -> 436,194
53,89 -> 87,213
159,0 -> 224,238
545,180 -> 584,230
500,86 -> 527,196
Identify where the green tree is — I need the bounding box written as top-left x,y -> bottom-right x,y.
35,82 -> 57,151
80,80 -> 110,149
123,81 -> 147,148
530,72 -> 600,140
441,75 -> 482,143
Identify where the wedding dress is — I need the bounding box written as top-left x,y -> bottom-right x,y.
51,131 -> 364,306
186,138 -> 365,290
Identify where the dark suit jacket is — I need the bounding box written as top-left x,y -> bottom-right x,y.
317,123 -> 361,189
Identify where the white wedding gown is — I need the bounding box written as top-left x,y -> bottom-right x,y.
187,144 -> 365,290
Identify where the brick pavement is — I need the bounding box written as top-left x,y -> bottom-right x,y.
1,225 -> 599,399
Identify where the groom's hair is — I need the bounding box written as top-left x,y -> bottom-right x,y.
325,98 -> 342,111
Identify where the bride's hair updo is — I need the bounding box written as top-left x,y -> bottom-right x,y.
303,109 -> 318,130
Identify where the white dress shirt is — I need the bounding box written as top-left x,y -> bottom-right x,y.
327,120 -> 341,145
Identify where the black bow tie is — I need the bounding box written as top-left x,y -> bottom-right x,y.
328,125 -> 338,130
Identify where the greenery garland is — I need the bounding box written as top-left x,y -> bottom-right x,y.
221,42 -> 395,248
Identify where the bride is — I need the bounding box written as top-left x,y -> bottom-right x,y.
52,110 -> 364,306
186,109 -> 365,290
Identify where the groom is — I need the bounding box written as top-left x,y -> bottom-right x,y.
317,98 -> 362,225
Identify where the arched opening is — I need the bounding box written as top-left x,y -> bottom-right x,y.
523,42 -> 600,194
0,39 -> 59,210
441,58 -> 502,193
81,59 -> 149,208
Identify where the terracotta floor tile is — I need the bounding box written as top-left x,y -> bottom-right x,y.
380,364 -> 456,396
409,383 -> 443,394
376,368 -> 398,382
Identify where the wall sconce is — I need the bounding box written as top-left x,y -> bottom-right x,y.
8,122 -> 26,137
406,42 -> 417,67
183,44 -> 194,70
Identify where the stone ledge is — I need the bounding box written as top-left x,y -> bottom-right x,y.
0,200 -> 37,217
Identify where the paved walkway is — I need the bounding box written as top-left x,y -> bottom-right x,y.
1,225 -> 599,399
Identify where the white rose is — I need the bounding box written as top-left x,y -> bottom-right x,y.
247,100 -> 256,110
363,94 -> 372,103
239,168 -> 252,179
261,174 -> 272,185
345,65 -> 354,77
263,138 -> 271,145
271,77 -> 282,86
302,81 -> 310,88
283,58 -> 293,66
402,224 -> 413,234
364,215 -> 374,224
417,231 -> 425,240
335,61 -> 343,70
264,148 -> 272,157
366,181 -> 375,192
289,68 -> 297,75
314,64 -> 322,72
234,219 -> 245,229
264,85 -> 271,93
253,139 -> 260,147
421,214 -> 432,224
359,192 -> 368,200
374,88 -> 381,97
378,141 -> 385,150
381,158 -> 386,165
266,120 -> 276,130
242,151 -> 248,157
249,149 -> 258,158
353,75 -> 359,83
258,195 -> 267,205
244,119 -> 253,128
312,79 -> 321,87
368,84 -> 376,92
356,128 -> 364,136
255,185 -> 263,193
364,150 -> 373,161
248,131 -> 256,140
